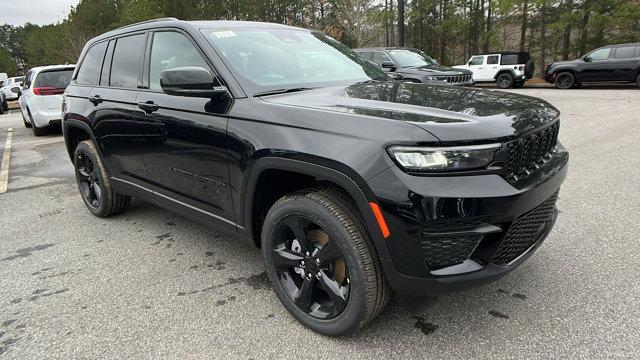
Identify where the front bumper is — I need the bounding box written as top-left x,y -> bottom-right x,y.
367,144 -> 568,300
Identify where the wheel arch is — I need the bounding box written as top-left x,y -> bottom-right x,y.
494,69 -> 516,80
63,119 -> 98,162
240,156 -> 392,262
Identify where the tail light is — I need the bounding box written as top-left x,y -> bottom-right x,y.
33,87 -> 65,96
513,65 -> 524,71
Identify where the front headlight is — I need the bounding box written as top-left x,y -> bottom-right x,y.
387,144 -> 501,172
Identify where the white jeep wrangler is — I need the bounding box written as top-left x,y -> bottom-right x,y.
454,52 -> 534,89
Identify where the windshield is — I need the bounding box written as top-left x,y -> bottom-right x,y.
388,49 -> 438,68
202,28 -> 388,95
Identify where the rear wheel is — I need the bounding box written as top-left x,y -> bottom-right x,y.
22,111 -> 31,128
29,110 -> 47,136
261,187 -> 391,336
496,73 -> 514,89
1,99 -> 7,112
636,74 -> 640,88
555,72 -> 575,89
74,140 -> 131,217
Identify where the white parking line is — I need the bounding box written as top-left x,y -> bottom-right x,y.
0,128 -> 13,193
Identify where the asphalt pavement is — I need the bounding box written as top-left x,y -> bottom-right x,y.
0,87 -> 639,359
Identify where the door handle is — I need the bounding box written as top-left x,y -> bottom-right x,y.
138,101 -> 159,114
88,95 -> 103,105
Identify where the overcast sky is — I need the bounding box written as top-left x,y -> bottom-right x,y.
0,0 -> 80,26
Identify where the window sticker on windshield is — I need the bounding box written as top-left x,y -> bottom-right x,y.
212,31 -> 237,38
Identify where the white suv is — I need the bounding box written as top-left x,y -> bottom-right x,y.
17,65 -> 75,136
1,76 -> 24,113
454,52 -> 534,88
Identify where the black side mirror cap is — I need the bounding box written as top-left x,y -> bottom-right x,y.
161,66 -> 228,98
381,61 -> 397,71
10,86 -> 20,95
583,57 -> 592,62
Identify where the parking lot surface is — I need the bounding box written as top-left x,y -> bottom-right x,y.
0,88 -> 639,359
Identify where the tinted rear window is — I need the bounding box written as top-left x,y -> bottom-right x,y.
501,54 -> 519,65
77,41 -> 108,86
34,69 -> 74,89
614,46 -> 637,59
110,34 -> 146,88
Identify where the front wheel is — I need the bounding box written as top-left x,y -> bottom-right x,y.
496,73 -> 514,89
555,72 -> 575,89
261,187 -> 391,336
74,140 -> 131,217
636,74 -> 640,88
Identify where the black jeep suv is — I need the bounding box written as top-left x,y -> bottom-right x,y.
63,18 -> 568,336
355,47 -> 474,86
545,43 -> 640,89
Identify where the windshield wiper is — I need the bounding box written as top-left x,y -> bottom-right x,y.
253,87 -> 316,97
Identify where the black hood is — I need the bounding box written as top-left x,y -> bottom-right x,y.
261,81 -> 560,142
397,64 -> 473,76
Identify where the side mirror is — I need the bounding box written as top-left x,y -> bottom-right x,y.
367,60 -> 382,69
381,61 -> 397,71
583,56 -> 592,62
160,66 -> 227,98
468,61 -> 472,66
11,86 -> 21,96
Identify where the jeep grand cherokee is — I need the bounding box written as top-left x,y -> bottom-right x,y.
62,18 -> 568,336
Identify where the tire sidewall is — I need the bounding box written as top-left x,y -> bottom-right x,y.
496,73 -> 514,89
261,196 -> 368,336
73,141 -> 111,217
555,72 -> 574,89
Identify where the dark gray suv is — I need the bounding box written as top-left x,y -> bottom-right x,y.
355,47 -> 474,86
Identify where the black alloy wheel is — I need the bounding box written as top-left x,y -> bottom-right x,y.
496,73 -> 514,89
76,151 -> 102,210
271,215 -> 350,319
555,72 -> 575,89
73,140 -> 131,217
262,188 -> 391,336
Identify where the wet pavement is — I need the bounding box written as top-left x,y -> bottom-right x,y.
0,88 -> 639,358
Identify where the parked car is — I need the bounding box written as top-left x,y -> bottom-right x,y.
355,47 -> 474,86
0,90 -> 5,115
17,65 -> 75,135
63,18 -> 568,336
1,76 -> 24,102
544,43 -> 640,89
0,73 -> 21,114
454,52 -> 534,88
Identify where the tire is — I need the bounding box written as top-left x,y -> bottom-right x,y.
28,110 -> 47,136
73,140 -> 131,217
32,123 -> 47,136
636,74 -> 640,88
1,99 -> 7,112
261,187 -> 391,336
555,72 -> 575,89
496,73 -> 514,89
22,111 -> 31,128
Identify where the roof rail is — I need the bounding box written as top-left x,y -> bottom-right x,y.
112,17 -> 179,32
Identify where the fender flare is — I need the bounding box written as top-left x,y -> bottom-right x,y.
493,69 -> 516,81
241,156 -> 392,262
62,119 -> 101,162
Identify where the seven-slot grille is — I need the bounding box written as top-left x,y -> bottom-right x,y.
491,192 -> 559,265
504,121 -> 560,183
445,74 -> 472,84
